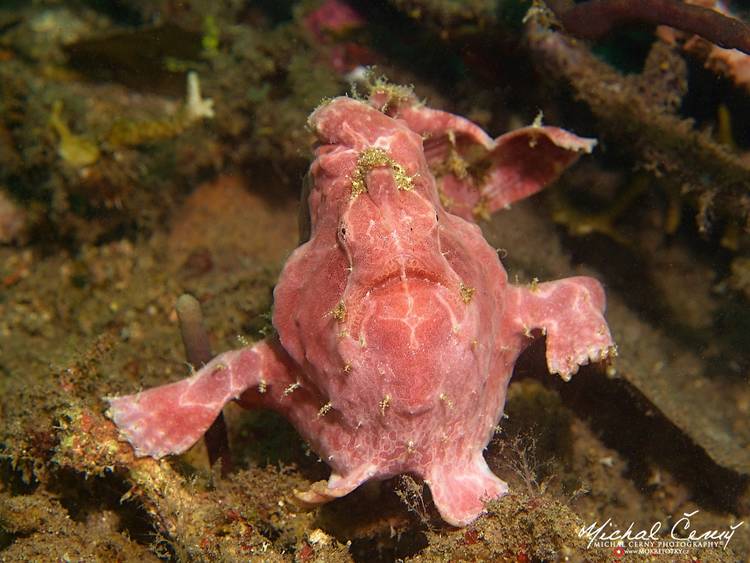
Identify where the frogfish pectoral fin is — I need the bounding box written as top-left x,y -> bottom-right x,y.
106,342 -> 280,458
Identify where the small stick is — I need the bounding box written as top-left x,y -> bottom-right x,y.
176,293 -> 233,476
547,0 -> 750,55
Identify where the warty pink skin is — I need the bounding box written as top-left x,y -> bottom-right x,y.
106,94 -> 615,527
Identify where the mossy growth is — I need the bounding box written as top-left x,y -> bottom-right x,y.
499,379 -> 574,468
409,492 -> 589,562
351,147 -> 415,197
49,100 -> 101,169
355,70 -> 416,112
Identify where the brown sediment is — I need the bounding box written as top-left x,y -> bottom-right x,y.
1,1 -> 749,560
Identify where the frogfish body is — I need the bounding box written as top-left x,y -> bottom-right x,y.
107,91 -> 614,526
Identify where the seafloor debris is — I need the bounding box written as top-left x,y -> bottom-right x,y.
1,0 -> 749,560
0,4 -> 342,242
0,188 -> 26,244
545,0 -> 750,54
658,0 -> 750,92
483,199 -> 750,480
528,20 -> 750,235
105,71 -> 214,148
64,23 -> 204,95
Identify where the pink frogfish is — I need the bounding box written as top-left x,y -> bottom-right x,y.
107,90 -> 615,526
